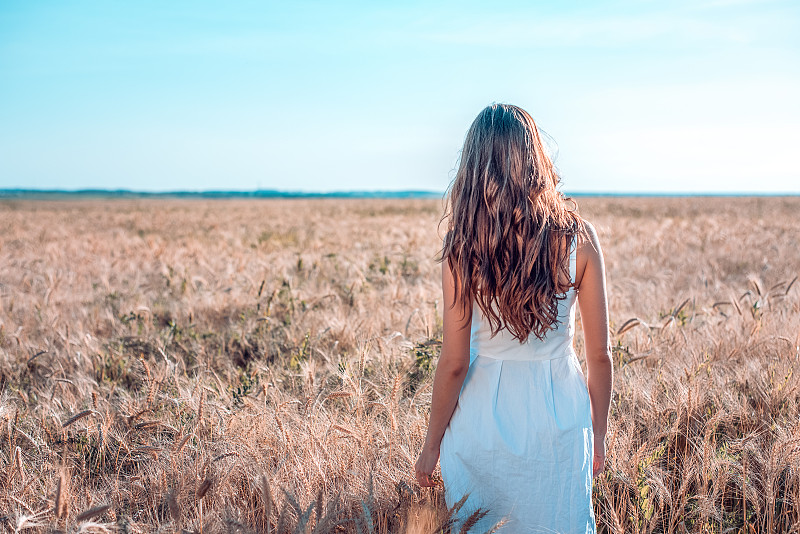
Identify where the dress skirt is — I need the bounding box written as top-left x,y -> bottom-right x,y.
439,350 -> 595,533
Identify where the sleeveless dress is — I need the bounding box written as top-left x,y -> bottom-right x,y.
439,240 -> 596,534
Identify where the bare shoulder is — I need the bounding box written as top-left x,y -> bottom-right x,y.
578,220 -> 602,253
574,219 -> 604,289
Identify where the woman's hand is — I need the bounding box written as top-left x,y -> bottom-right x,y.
415,444 -> 440,487
592,433 -> 606,478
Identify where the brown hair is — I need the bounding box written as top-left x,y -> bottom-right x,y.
440,103 -> 584,341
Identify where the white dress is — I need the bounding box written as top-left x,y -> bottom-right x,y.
439,241 -> 596,534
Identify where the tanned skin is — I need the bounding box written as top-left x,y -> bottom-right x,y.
415,221 -> 613,487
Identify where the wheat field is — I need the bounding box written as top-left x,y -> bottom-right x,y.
0,195 -> 798,533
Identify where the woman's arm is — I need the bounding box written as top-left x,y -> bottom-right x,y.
576,221 -> 613,478
415,259 -> 472,487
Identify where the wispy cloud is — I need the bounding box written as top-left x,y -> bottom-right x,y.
412,5 -> 794,49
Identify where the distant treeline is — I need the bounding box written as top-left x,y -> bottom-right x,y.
0,189 -> 444,199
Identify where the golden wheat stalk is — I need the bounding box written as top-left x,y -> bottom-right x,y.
75,504 -> 111,522
62,410 -> 94,428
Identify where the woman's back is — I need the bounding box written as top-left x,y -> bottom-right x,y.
439,238 -> 596,533
469,237 -> 578,364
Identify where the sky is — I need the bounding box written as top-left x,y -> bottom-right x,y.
1,0 -> 798,194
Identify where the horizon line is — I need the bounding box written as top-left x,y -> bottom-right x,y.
1,188 -> 799,199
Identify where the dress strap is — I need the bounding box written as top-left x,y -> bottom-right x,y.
570,235 -> 578,286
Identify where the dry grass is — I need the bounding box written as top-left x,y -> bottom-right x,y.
0,195 -> 798,533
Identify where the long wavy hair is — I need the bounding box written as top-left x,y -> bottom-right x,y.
440,103 -> 584,341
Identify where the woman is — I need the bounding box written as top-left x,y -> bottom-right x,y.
415,104 -> 613,533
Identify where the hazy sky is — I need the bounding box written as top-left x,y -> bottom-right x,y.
1,1 -> 798,193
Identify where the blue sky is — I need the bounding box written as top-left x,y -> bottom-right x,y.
1,0 -> 798,193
